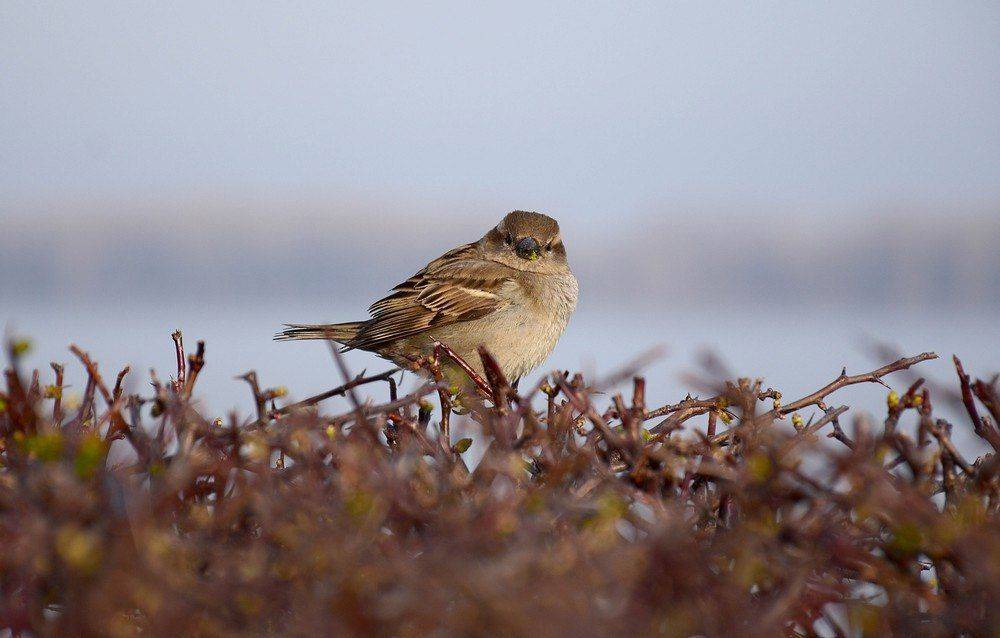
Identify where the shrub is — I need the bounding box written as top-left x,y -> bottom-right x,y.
1,335 -> 997,636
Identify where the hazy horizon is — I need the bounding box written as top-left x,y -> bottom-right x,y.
3,198 -> 997,312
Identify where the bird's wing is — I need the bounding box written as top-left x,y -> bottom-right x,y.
348,243 -> 515,351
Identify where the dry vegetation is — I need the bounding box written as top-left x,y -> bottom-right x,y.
1,333 -> 998,637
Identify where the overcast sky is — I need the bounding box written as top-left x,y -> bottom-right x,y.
2,2 -> 998,218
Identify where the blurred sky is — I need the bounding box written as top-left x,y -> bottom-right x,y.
2,1 -> 999,218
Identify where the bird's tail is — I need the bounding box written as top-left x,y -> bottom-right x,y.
274,321 -> 364,343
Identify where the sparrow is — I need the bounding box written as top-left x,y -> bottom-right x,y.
275,211 -> 578,386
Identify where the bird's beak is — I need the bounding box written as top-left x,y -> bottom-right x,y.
515,237 -> 541,261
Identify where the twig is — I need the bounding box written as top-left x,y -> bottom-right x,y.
644,396 -> 724,421
69,344 -> 129,439
437,386 -> 452,450
432,339 -> 492,399
556,376 -> 630,456
113,365 -> 131,402
799,405 -> 850,439
826,409 -> 855,449
184,340 -> 206,398
324,383 -> 443,427
648,406 -> 715,441
409,348 -> 452,450
954,356 -> 1000,453
69,345 -> 113,405
971,375 -> 1000,425
929,418 -> 973,475
326,340 -> 379,442
708,353 -> 936,445
49,362 -> 64,423
768,352 -> 937,419
238,371 -> 266,421
171,330 -> 185,393
270,368 -> 400,418
478,346 -> 512,410
885,378 -> 925,434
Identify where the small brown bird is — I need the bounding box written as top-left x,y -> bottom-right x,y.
276,211 -> 578,385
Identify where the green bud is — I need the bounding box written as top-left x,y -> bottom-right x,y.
11,339 -> 32,357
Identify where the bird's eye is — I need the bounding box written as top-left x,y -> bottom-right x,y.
505,233 -> 514,245
545,242 -> 553,251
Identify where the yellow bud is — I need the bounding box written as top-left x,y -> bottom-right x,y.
43,385 -> 62,399
791,413 -> 804,428
747,452 -> 773,482
55,526 -> 102,574
718,410 -> 733,425
263,386 -> 288,400
911,395 -> 923,406
11,339 -> 32,357
325,425 -> 337,440
887,390 -> 900,410
213,418 -> 223,427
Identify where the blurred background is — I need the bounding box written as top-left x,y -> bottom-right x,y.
2,2 -> 998,450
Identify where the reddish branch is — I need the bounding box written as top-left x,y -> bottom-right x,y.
432,339 -> 493,399
270,368 -> 400,418
954,355 -> 1000,453
184,340 -> 206,398
68,344 -> 131,440
768,352 -> 938,418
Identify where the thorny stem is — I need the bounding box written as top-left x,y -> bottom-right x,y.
769,352 -> 938,418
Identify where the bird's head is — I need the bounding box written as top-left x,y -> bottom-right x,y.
482,211 -> 568,273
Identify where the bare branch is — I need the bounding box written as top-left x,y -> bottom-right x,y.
270,368 -> 400,418
770,352 -> 937,418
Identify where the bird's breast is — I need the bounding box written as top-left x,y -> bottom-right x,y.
488,270 -> 578,379
414,270 -> 577,382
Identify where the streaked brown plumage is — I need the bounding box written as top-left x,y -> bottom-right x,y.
276,211 -> 578,383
